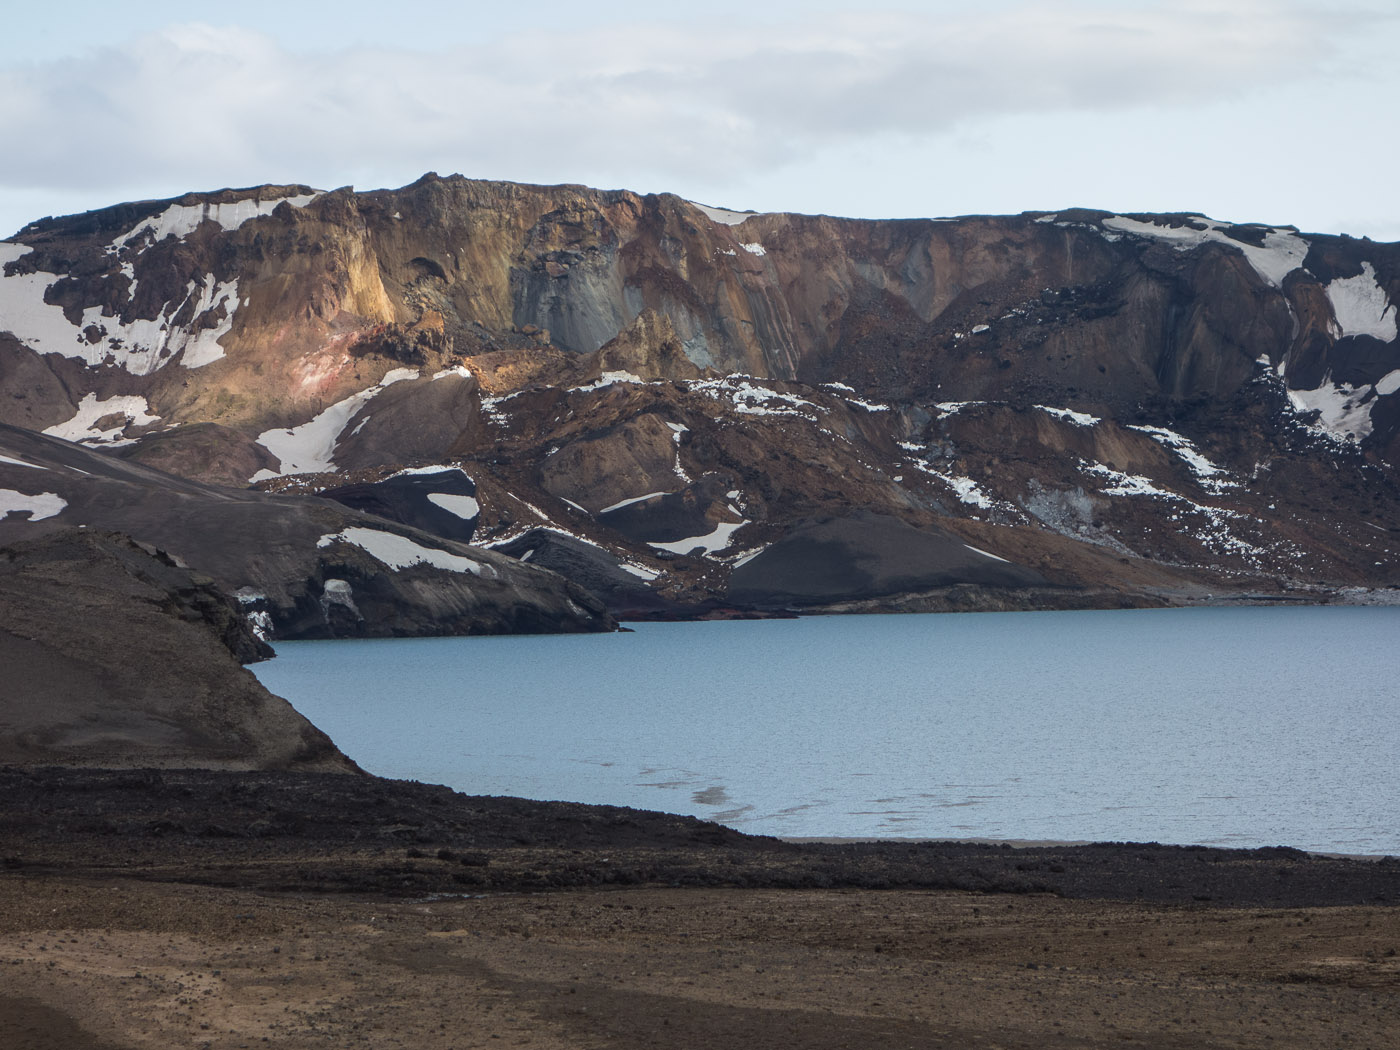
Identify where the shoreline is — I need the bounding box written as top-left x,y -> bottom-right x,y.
3,766 -> 1397,907
780,835 -> 1398,861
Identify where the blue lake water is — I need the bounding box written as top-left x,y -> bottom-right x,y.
252,607 -> 1400,854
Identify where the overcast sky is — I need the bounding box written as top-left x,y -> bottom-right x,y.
3,1 -> 1397,241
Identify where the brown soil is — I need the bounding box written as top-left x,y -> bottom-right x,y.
2,767 -> 1398,1049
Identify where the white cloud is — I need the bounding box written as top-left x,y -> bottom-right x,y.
0,2 -> 1395,238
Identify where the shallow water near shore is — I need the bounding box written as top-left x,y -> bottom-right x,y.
253,606 -> 1400,854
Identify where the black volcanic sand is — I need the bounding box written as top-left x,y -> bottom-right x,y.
2,766 -> 1396,907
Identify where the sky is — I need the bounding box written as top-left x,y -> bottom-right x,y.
2,0 -> 1398,241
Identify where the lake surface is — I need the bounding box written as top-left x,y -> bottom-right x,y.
253,607 -> 1400,854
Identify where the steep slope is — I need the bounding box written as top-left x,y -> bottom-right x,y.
0,529 -> 358,771
0,423 -> 613,637
2,175 -> 1397,616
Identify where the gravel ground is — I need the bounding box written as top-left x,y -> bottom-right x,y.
3,766 -> 1398,1049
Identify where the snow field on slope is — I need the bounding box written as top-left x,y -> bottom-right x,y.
252,369 -> 419,480
110,194 -> 320,250
42,393 -> 160,444
0,489 -> 66,521
648,518 -> 749,557
317,527 -> 486,576
1101,215 -> 1307,288
1286,382 -> 1375,443
426,493 -> 480,519
1126,425 -> 1239,493
0,242 -> 239,374
691,203 -> 763,226
598,491 -> 676,515
1081,462 -> 1273,566
1035,405 -> 1100,427
688,376 -> 819,420
1325,263 -> 1398,342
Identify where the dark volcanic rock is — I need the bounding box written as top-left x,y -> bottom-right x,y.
0,423 -> 614,639
2,766 -> 1397,906
321,467 -> 480,545
117,422 -> 280,488
729,511 -> 1048,608
0,529 -> 358,771
494,528 -> 684,618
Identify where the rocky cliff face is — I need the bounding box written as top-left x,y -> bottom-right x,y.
2,174 -> 1397,618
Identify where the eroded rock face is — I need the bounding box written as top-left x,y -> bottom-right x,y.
0,529 -> 360,771
1,176 -> 1398,617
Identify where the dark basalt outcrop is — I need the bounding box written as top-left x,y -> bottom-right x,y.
321,467 -> 480,545
728,511 -> 1048,608
0,529 -> 358,771
1,175 -> 1397,621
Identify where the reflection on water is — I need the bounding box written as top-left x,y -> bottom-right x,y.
253,607 -> 1400,854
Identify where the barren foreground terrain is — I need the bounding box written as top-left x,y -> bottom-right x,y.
2,769 -> 1397,1049
4,879 -> 1399,1050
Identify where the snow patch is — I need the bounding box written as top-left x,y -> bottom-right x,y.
964,543 -> 1010,564
245,609 -> 273,641
1286,380 -> 1374,442
111,193 -> 320,249
649,519 -> 748,557
907,460 -> 996,510
0,453 -> 42,470
728,544 -> 770,569
479,390 -> 525,427
0,489 -> 65,521
688,375 -> 819,420
841,395 -> 890,412
570,370 -> 644,393
1081,461 -> 1272,565
426,492 -> 480,519
0,241 -> 240,374
252,369 -> 419,479
317,527 -> 485,576
1325,263 -> 1397,342
667,422 -> 692,481
1083,462 -> 1174,498
691,202 -> 762,226
599,491 -> 674,515
934,401 -> 984,420
1375,370 -> 1400,398
1035,405 -> 1100,427
1101,215 -> 1307,288
431,365 -> 473,380
43,393 -> 160,444
740,242 -> 767,257
391,465 -> 472,479
1127,425 -> 1239,493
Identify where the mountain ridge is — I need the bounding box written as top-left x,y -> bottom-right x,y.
2,173 -> 1397,625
